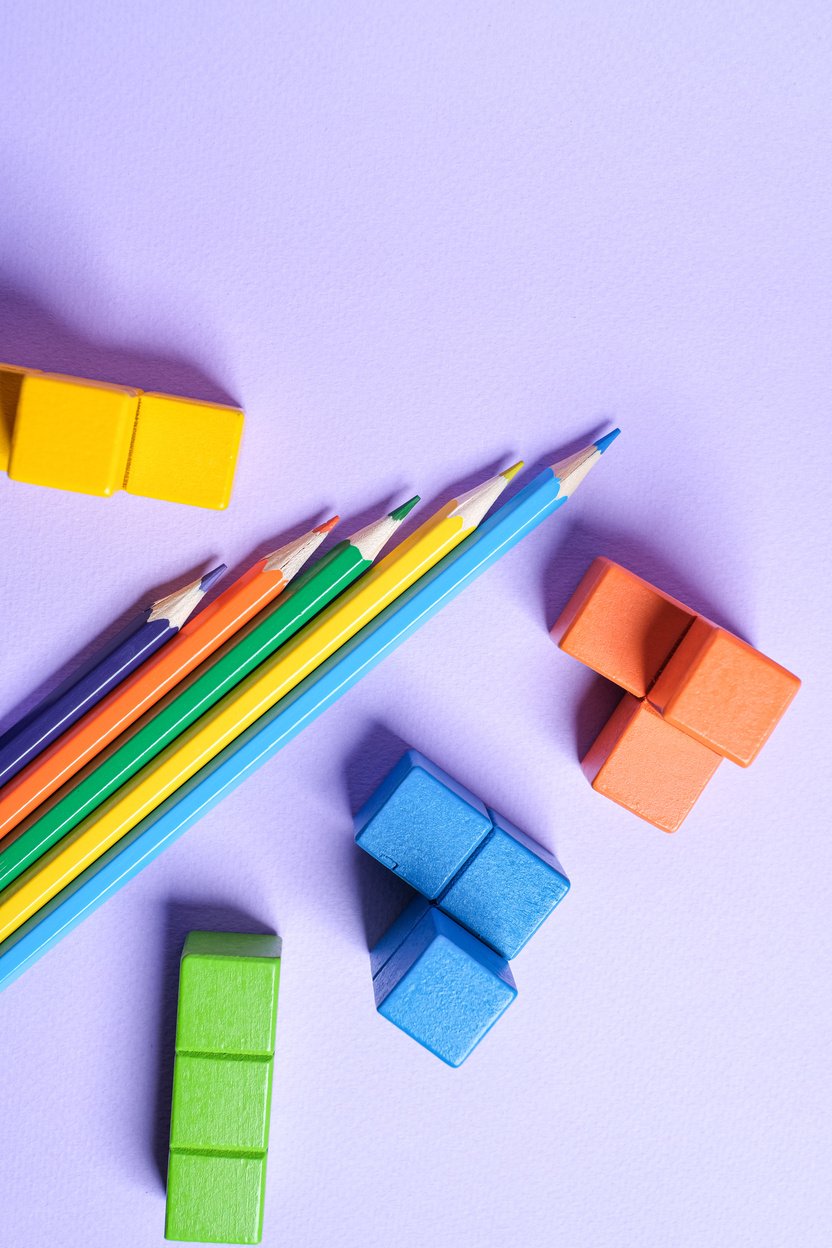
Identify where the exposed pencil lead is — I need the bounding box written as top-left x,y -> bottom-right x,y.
549,429 -> 620,499
263,521 -> 336,576
390,495 -> 420,521
595,428 -> 621,455
349,496 -> 421,561
199,565 -> 227,593
149,568 -> 227,628
451,461 -> 523,529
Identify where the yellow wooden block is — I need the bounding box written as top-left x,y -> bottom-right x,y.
8,372 -> 139,496
125,392 -> 244,510
0,364 -> 34,473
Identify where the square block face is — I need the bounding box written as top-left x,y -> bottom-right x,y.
165,1150 -> 267,1244
373,907 -> 516,1067
170,1054 -> 273,1153
552,557 -> 696,696
8,372 -> 139,495
582,694 -> 721,832
648,618 -> 800,767
126,392 -> 244,509
439,810 -> 570,959
176,933 -> 281,1056
0,364 -> 31,472
354,749 -> 491,899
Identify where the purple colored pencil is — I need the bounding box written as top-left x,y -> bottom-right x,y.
0,566 -> 226,788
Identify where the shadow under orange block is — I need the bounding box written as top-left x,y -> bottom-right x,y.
581,695 -> 722,833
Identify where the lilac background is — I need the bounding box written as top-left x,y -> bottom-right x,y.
1,4 -> 830,1246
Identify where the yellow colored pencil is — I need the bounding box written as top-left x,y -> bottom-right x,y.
0,461 -> 522,942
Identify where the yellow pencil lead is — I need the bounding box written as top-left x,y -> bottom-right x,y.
500,460 -> 524,481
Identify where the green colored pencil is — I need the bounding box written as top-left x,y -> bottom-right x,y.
0,496 -> 419,890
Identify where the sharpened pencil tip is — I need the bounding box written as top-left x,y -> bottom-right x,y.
389,495 -> 420,521
500,460 -> 524,481
595,428 -> 621,454
200,565 -> 227,593
315,515 -> 341,533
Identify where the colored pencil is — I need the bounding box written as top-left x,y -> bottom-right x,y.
0,498 -> 419,890
0,464 -> 517,941
0,431 -> 618,990
0,566 -> 226,789
0,518 -> 340,843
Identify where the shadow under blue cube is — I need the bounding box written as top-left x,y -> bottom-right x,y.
354,749 -> 491,898
438,809 -> 570,959
372,899 -> 517,1067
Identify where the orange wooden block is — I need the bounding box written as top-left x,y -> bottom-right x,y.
648,617 -> 800,767
552,557 -> 695,696
582,694 -> 722,832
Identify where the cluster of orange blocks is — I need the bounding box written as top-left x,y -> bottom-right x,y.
552,558 -> 800,832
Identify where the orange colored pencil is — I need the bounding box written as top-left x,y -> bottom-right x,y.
0,517 -> 339,842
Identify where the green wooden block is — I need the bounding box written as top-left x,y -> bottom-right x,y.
176,932 -> 281,1056
170,1054 -> 274,1153
166,932 -> 281,1244
165,1151 -> 268,1245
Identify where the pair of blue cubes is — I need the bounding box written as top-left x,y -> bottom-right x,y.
355,749 -> 570,1067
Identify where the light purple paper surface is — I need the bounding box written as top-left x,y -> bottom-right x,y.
1,4 -> 830,1245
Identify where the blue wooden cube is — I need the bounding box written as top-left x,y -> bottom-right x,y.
354,749 -> 491,899
372,901 -> 517,1067
438,809 -> 570,959
369,893 -> 427,978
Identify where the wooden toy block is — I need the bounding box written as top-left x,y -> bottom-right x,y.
8,371 -> 140,496
552,557 -> 696,696
166,931 -> 281,1245
1,362 -> 244,508
582,694 -> 722,832
0,363 -> 32,472
372,902 -> 517,1067
165,1152 -> 267,1246
175,930 -> 281,1056
354,748 -> 491,899
369,893 -> 427,978
648,616 -> 800,766
437,808 -> 570,959
170,1054 -> 274,1153
125,391 -> 244,510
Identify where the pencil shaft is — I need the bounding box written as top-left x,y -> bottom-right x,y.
0,483 -> 493,939
0,535 -> 326,840
0,613 -> 170,788
0,438 -> 615,988
0,540 -> 368,889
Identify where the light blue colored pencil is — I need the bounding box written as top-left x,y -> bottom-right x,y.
0,430 -> 618,992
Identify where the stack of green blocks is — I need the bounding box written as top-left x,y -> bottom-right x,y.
165,932 -> 282,1244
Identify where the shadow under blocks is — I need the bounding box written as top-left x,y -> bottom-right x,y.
352,745 -> 570,1067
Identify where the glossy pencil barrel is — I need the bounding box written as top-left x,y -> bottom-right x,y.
0,538 -> 370,889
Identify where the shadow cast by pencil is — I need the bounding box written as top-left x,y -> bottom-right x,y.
150,899 -> 276,1192
422,453 -> 517,516
523,419 -> 614,479
341,723 -> 416,951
